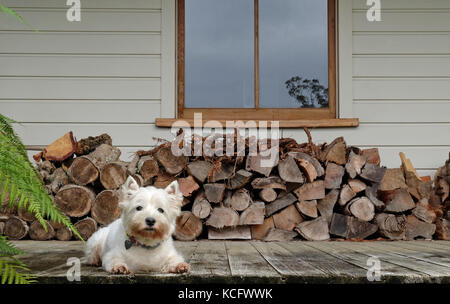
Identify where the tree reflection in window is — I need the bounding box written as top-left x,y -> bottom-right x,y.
285,77 -> 328,108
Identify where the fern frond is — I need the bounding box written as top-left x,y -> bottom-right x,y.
0,113 -> 84,284
0,256 -> 37,284
0,115 -> 83,240
0,237 -> 24,256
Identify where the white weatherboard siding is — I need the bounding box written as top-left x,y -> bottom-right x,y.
1,0 -> 449,177
0,0 -> 170,158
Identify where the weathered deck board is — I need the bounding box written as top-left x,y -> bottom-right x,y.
363,241 -> 450,268
278,242 -> 368,280
224,241 -> 281,278
307,241 -> 429,282
359,242 -> 450,277
187,241 -> 231,276
251,241 -> 327,278
174,241 -> 199,264
10,240 -> 450,284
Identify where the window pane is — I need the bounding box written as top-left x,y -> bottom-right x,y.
185,0 -> 254,108
259,0 -> 329,108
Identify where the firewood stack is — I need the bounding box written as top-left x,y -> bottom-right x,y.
133,131 -> 448,242
1,132 -> 129,241
1,130 -> 449,242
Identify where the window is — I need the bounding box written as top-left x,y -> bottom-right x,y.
177,0 -> 337,121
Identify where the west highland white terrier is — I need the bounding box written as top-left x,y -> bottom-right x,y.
85,176 -> 190,274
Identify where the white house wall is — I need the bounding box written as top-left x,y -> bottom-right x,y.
0,0 -> 167,150
0,0 -> 449,178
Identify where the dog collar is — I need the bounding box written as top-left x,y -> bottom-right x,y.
125,234 -> 161,250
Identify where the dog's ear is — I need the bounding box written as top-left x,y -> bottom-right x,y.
119,176 -> 140,206
165,181 -> 183,215
165,180 -> 181,197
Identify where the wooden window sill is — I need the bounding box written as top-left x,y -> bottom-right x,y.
155,118 -> 359,128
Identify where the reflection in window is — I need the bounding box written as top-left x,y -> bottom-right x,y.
259,0 -> 329,108
185,0 -> 254,108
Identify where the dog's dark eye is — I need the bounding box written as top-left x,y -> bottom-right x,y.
157,208 -> 164,213
136,206 -> 143,211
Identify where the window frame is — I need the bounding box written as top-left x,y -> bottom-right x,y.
176,0 -> 337,121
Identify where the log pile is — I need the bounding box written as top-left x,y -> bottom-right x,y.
1,130 -> 449,242
133,131 -> 448,242
1,133 -> 125,240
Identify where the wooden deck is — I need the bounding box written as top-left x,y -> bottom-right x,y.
12,240 -> 450,284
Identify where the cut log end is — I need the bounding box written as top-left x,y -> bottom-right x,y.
29,220 -> 55,241
174,211 -> 203,241
91,190 -> 122,226
4,216 -> 29,240
55,185 -> 95,217
74,217 -> 97,241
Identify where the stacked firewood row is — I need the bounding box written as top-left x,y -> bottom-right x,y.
1,133 -> 126,241
1,131 -> 449,242
166,134 -> 449,241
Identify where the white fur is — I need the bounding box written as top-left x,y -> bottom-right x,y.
85,176 -> 189,274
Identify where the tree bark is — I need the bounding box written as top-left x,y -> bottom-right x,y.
75,133 -> 112,156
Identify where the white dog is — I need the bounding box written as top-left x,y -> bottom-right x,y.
85,176 -> 190,274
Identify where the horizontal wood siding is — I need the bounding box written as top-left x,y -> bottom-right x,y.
0,1 -> 164,141
344,0 -> 450,176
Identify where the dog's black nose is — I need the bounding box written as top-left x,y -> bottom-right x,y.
145,217 -> 156,227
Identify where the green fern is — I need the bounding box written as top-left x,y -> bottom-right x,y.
0,256 -> 37,284
0,114 -> 82,284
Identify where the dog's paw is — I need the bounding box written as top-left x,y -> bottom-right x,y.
111,264 -> 132,275
169,262 -> 190,274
